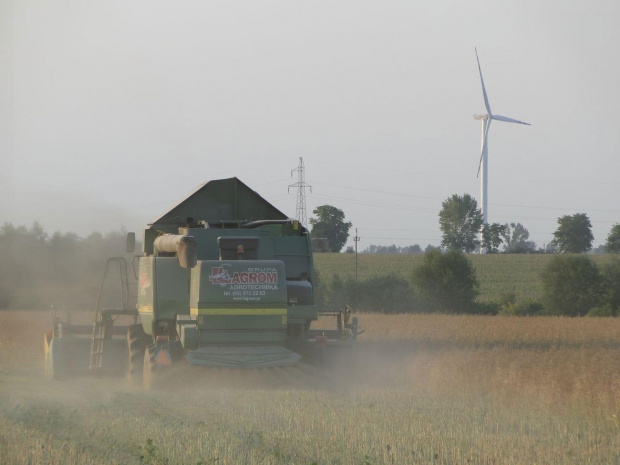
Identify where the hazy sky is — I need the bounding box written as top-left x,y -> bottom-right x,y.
1,0 -> 619,250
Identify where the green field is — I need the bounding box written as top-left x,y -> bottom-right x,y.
314,253 -> 616,303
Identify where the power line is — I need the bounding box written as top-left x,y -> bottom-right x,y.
269,193 -> 617,231
325,161 -> 620,186
489,202 -> 619,213
307,179 -> 619,213
354,228 -> 361,280
310,194 -> 438,213
288,158 -> 312,227
308,180 -> 442,202
360,227 -> 440,232
308,194 -> 617,225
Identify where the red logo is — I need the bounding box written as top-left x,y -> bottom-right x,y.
208,266 -> 278,286
139,271 -> 150,289
209,266 -> 232,284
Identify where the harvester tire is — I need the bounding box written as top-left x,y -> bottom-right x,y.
126,324 -> 149,386
143,344 -> 163,391
44,330 -> 53,378
43,332 -> 66,380
143,342 -> 185,390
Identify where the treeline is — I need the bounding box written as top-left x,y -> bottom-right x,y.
318,251 -> 620,317
3,222 -> 618,317
0,223 -> 132,310
358,244 -> 442,254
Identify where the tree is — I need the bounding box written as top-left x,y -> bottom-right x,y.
551,213 -> 594,253
540,255 -> 603,316
411,249 -> 479,312
439,194 -> 484,253
502,222 -> 536,253
481,223 -> 507,253
325,273 -> 421,314
605,224 -> 620,253
544,242 -> 558,254
362,244 -> 422,254
0,222 -> 132,310
601,258 -> 620,312
309,205 -> 352,253
402,244 -> 422,254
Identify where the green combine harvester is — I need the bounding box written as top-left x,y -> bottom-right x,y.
43,178 -> 359,389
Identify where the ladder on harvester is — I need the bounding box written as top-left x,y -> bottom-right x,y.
89,257 -> 138,371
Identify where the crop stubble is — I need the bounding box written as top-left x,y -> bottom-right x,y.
1,310 -> 619,464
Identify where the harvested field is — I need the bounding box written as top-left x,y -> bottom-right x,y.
1,310 -> 620,464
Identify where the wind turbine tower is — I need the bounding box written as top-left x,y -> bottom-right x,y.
289,157 -> 312,227
474,48 -> 530,253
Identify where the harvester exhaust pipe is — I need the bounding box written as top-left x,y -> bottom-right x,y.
126,232 -> 136,253
154,235 -> 197,268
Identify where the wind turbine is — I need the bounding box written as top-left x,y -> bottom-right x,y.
474,48 -> 530,253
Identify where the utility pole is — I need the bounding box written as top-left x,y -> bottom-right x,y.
354,228 -> 360,281
288,157 -> 312,227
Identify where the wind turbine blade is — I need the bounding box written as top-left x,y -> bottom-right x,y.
475,48 -> 492,116
476,152 -> 483,178
477,119 -> 492,178
492,114 -> 531,125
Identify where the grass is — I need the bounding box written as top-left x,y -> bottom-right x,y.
1,310 -> 620,464
314,253 -> 616,302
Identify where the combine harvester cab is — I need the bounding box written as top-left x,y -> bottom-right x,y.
44,178 -> 359,389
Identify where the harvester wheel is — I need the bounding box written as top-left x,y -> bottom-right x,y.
126,324 -> 149,386
143,344 -> 165,391
44,330 -> 53,377
43,331 -> 66,379
143,342 -> 185,390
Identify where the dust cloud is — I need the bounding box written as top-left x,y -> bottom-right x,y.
3,310 -> 620,464
0,310 -> 412,396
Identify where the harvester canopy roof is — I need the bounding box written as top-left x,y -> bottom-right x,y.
149,178 -> 289,230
